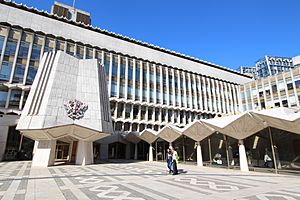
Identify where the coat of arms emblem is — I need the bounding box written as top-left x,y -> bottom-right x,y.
64,99 -> 88,120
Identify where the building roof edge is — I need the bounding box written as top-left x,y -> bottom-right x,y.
1,0 -> 251,78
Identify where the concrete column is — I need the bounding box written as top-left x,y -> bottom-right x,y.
196,142 -> 203,167
100,143 -> 108,161
134,143 -> 138,160
32,140 -> 56,167
76,141 -> 93,166
125,143 -> 130,160
149,143 -> 153,161
68,141 -> 73,162
0,126 -> 9,161
239,139 -> 249,172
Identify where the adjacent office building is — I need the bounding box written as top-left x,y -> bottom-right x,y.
255,56 -> 294,79
240,66 -> 300,111
239,66 -> 256,79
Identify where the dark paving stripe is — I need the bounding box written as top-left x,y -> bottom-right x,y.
160,179 -> 212,195
17,179 -> 28,190
81,184 -> 155,200
54,178 -> 65,187
130,182 -> 181,200
61,189 -> 78,200
13,193 -> 25,200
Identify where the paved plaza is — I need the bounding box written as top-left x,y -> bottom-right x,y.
0,161 -> 300,200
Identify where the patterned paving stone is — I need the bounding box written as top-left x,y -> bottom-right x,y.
0,161 -> 299,200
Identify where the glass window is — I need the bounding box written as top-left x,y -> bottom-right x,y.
103,52 -> 110,80
119,57 -> 126,98
26,36 -> 42,84
66,42 -> 75,55
148,107 -> 153,120
44,37 -> 55,52
86,47 -> 93,59
0,30 -> 20,81
0,86 -> 8,107
55,40 -> 65,51
127,59 -> 133,99
76,45 -> 84,59
0,26 -> 9,57
13,32 -> 32,83
125,104 -> 131,118
111,55 -> 118,97
9,90 -> 22,108
135,61 -> 140,100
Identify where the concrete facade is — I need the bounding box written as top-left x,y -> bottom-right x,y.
16,51 -> 112,166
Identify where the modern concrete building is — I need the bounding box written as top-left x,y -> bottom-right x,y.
256,56 -> 294,79
0,1 -> 253,162
1,1 -> 300,172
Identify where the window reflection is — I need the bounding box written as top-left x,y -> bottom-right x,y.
0,30 -> 20,81
9,90 -> 22,108
26,35 -> 43,84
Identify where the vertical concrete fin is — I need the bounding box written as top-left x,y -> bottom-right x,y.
34,51 -> 58,115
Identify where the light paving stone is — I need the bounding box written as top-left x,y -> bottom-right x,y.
0,161 -> 300,200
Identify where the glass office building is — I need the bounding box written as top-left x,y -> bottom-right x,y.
256,56 -> 294,79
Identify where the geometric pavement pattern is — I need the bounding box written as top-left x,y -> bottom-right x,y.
0,161 -> 299,200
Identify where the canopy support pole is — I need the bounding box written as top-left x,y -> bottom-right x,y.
208,137 -> 212,166
149,143 -> 153,162
134,143 -> 138,160
182,136 -> 186,163
238,139 -> 249,172
268,127 -> 278,174
224,135 -> 230,169
197,141 -> 203,166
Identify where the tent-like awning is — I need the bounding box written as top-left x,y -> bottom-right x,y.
252,107 -> 300,135
139,129 -> 158,144
125,132 -> 141,144
202,112 -> 266,140
157,125 -> 182,143
182,120 -> 215,142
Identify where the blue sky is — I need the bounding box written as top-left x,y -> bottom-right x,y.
14,0 -> 300,70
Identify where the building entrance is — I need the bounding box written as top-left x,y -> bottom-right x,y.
55,141 -> 70,160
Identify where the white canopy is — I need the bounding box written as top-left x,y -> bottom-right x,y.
182,121 -> 215,142
157,125 -> 182,143
202,112 -> 266,140
252,107 -> 300,135
125,132 -> 141,144
139,129 -> 158,144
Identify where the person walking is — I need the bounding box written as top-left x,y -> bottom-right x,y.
166,148 -> 173,174
171,147 -> 179,175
